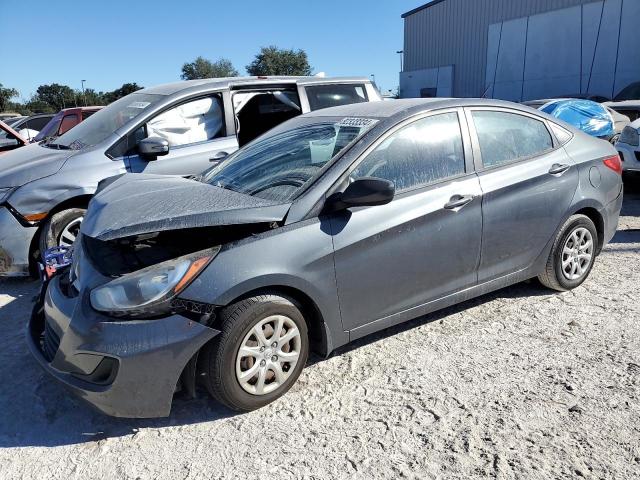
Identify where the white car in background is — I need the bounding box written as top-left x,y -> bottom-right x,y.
616,118 -> 640,175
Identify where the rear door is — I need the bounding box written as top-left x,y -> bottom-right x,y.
466,107 -> 579,282
331,109 -> 482,332
124,94 -> 238,176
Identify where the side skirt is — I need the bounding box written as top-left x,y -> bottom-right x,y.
348,266 -> 537,342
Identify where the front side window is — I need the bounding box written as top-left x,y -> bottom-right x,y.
350,112 -> 465,193
146,95 -> 224,148
472,111 -> 553,168
306,84 -> 368,111
202,117 -> 375,202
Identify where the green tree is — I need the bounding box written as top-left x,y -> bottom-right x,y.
103,83 -> 143,103
181,57 -> 238,80
23,96 -> 55,114
79,88 -> 106,106
36,83 -> 78,111
0,83 -> 19,111
246,46 -> 312,76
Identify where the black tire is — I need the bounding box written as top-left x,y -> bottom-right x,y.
203,293 -> 309,411
538,214 -> 598,291
38,208 -> 86,254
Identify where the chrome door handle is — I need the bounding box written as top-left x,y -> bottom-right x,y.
549,163 -> 570,175
444,194 -> 474,210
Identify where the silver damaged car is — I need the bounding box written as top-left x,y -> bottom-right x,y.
0,76 -> 380,276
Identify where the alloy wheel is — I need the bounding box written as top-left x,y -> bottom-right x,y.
58,217 -> 83,247
235,315 -> 302,395
561,226 -> 593,281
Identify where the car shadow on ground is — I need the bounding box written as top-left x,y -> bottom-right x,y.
317,278 -> 548,365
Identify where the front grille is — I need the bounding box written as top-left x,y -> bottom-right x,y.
42,320 -> 61,362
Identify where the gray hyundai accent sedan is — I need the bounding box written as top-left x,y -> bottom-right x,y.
28,99 -> 623,418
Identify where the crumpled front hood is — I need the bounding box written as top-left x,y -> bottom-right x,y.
0,143 -> 75,187
81,174 -> 291,241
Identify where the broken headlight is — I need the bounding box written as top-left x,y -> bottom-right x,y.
90,248 -> 218,317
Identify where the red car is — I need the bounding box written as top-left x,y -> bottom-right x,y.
0,120 -> 28,154
33,106 -> 102,142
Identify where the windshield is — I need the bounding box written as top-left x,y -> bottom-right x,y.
614,82 -> 640,102
201,118 -> 376,202
51,93 -> 162,149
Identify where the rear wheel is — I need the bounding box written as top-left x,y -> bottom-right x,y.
538,214 -> 597,291
39,208 -> 86,253
203,293 -> 309,411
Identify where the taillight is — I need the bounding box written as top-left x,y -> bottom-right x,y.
603,155 -> 622,174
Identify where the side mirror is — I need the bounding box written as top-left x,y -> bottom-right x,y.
138,137 -> 169,160
327,177 -> 395,211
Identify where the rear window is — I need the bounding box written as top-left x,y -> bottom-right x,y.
82,110 -> 97,120
306,84 -> 368,111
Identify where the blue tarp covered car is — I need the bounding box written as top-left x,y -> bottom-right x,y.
540,99 -> 614,139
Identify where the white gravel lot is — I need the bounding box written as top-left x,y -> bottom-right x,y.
0,187 -> 639,480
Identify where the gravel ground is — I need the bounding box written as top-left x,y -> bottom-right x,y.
1,187 -> 639,480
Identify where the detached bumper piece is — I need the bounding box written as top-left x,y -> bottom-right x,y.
0,206 -> 38,276
27,274 -> 220,418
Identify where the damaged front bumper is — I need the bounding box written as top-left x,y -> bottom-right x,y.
26,272 -> 220,418
0,206 -> 37,276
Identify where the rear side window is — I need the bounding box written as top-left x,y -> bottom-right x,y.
59,114 -> 79,135
27,116 -> 52,131
306,84 -> 368,111
351,112 -> 465,193
472,111 -> 553,168
82,111 -> 97,120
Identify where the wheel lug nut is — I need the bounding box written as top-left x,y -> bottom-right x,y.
271,355 -> 278,362
260,360 -> 266,367
271,342 -> 277,348
260,347 -> 265,352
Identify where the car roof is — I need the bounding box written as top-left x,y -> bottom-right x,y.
58,106 -> 103,114
139,76 -> 371,96
304,97 -> 538,119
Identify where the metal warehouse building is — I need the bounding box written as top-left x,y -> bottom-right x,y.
399,0 -> 640,101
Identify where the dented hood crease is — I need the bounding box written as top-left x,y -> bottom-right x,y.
81,174 -> 291,241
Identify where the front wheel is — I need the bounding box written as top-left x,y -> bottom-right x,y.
538,214 -> 598,291
203,293 -> 309,411
39,208 -> 86,253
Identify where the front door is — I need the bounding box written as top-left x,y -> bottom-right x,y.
330,111 -> 482,331
125,94 -> 239,176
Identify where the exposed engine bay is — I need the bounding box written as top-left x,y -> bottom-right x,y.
83,223 -> 278,278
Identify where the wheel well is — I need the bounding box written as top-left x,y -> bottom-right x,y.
574,207 -> 604,254
28,195 -> 93,275
220,286 -> 329,357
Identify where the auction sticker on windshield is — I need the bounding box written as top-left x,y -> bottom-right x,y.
128,102 -> 151,109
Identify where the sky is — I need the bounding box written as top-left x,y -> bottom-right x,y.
0,0 -> 423,100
